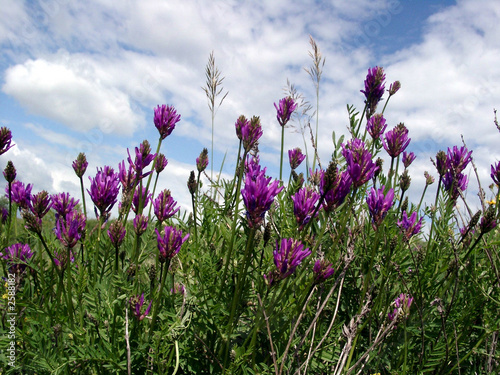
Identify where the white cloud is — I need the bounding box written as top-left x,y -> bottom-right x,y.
2,55 -> 143,136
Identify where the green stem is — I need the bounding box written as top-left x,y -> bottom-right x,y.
149,258 -> 171,340
416,184 -> 429,214
312,87 -> 320,171
223,227 -> 257,369
148,172 -> 160,220
279,124 -> 285,181
79,176 -> 87,219
426,177 -> 442,254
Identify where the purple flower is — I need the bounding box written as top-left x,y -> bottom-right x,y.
55,211 -> 85,249
360,66 -> 386,116
0,127 -> 15,155
388,293 -> 413,322
131,186 -> 152,214
382,123 -> 411,158
129,293 -> 152,321
443,171 -> 468,201
154,189 -> 180,222
155,153 -> 168,174
313,259 -> 335,284
30,190 -> 52,218
241,163 -> 284,228
366,186 -> 394,230
402,152 -> 416,169
127,140 -> 156,181
491,161 -> 500,186
154,104 -> 181,140
366,113 -> 387,140
133,214 -> 148,236
274,96 -> 297,127
320,168 -> 352,212
244,155 -> 263,180
52,192 -> 79,219
3,161 -> 16,183
108,220 -> 126,248
480,207 -> 497,234
53,249 -> 75,269
1,207 -> 8,224
0,243 -> 33,273
87,166 -> 120,220
171,283 -> 185,295
235,115 -> 248,141
446,146 -> 472,173
155,226 -> 189,263
118,160 -> 137,196
72,153 -> 88,178
241,116 -> 263,152
7,181 -> 32,210
388,81 -> 401,96
264,239 -> 311,286
291,187 -> 320,231
196,148 -> 209,173
397,211 -> 423,240
288,148 -> 306,170
342,139 -> 379,188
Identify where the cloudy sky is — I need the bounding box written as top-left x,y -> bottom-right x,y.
1,0 -> 500,215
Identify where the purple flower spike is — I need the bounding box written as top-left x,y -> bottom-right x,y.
154,189 -> 180,222
129,293 -> 152,321
52,192 -> 79,219
382,123 -> 411,158
72,153 -> 88,178
241,116 -> 263,152
155,226 -> 189,263
342,139 -> 379,188
313,259 -> 335,284
274,97 -> 297,127
30,190 -> 52,218
0,127 -> 15,155
366,186 -> 394,230
118,160 -> 136,196
288,148 -> 306,170
154,104 -> 181,140
87,166 -> 120,220
443,171 -> 468,201
360,66 -> 386,116
235,115 -> 249,140
55,211 -> 85,249
3,161 -> 16,183
402,152 -> 416,169
291,187 -> 320,231
241,162 -> 284,228
133,214 -> 149,236
7,181 -> 33,210
264,238 -> 311,286
491,162 -> 500,186
388,81 -> 401,96
388,293 -> 413,322
1,207 -> 8,224
0,243 -> 33,274
108,220 -> 126,248
366,114 -> 387,140
155,153 -> 168,174
196,148 -> 209,173
131,186 -> 152,214
53,249 -> 75,269
320,168 -> 352,212
127,140 -> 156,181
446,146 -> 472,173
397,211 -> 423,240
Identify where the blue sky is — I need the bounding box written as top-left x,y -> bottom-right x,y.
1,0 -> 499,214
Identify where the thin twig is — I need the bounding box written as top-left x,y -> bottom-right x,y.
279,285 -> 317,375
125,307 -> 131,375
256,291 -> 279,375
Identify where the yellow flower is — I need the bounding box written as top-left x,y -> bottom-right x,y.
2,293 -> 8,300
487,199 -> 496,205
